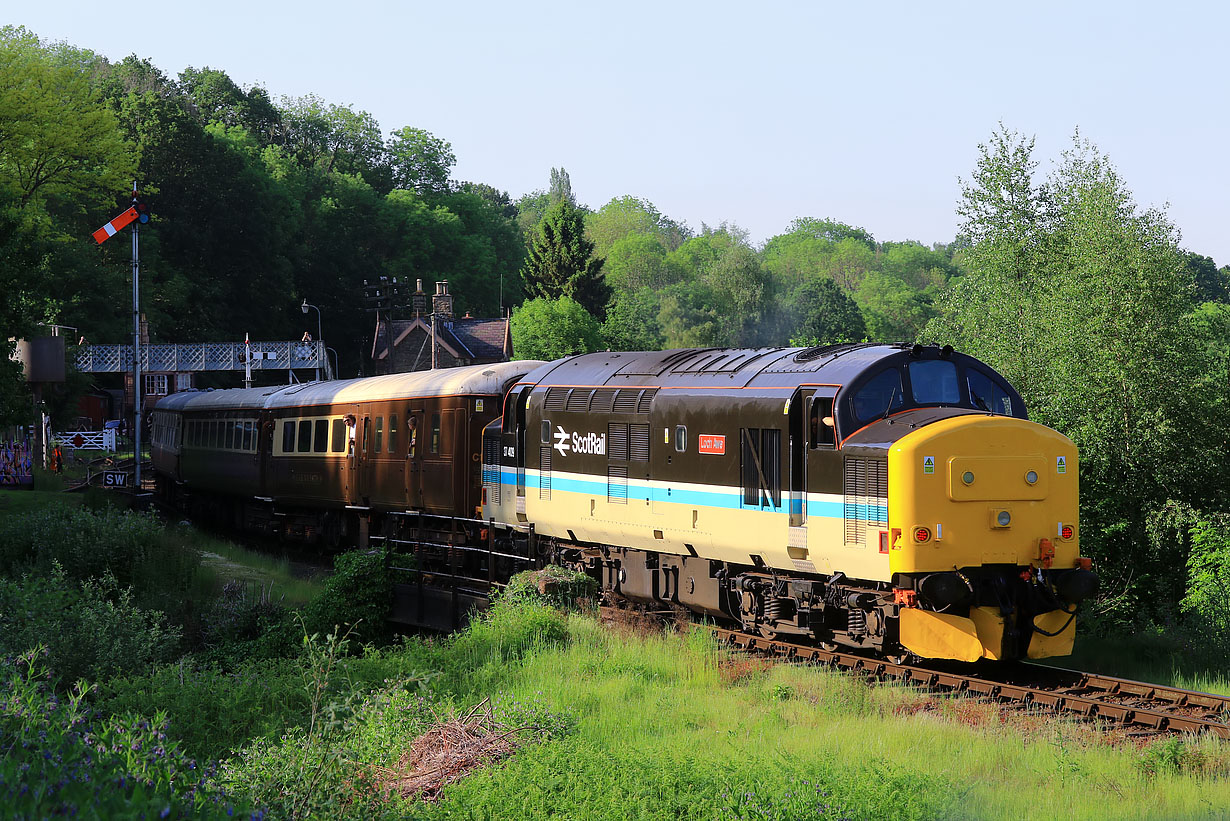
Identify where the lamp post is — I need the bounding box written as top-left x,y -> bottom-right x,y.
300,299 -> 324,381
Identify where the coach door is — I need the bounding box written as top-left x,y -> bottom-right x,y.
357,412 -> 372,504
341,409 -> 360,505
406,406 -> 424,510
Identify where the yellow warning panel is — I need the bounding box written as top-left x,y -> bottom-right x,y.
899,609 -> 982,662
1027,610 -> 1076,659
970,606 -> 1007,660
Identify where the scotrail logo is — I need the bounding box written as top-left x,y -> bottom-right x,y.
553,425 -> 605,457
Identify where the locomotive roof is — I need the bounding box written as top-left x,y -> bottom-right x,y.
155,360 -> 546,413
524,344 -> 927,391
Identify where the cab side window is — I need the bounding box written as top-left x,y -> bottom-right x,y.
810,397 -> 835,448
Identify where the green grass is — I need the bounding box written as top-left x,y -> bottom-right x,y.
207,601 -> 1230,820
1038,629 -> 1230,698
166,523 -> 326,608
401,611 -> 1230,821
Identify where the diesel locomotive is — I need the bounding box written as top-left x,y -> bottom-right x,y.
151,344 -> 1098,662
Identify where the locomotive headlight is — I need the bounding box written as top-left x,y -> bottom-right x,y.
996,510 -> 1011,527
962,471 -> 975,485
1025,470 -> 1038,485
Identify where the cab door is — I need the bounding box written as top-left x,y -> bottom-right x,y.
789,389 -> 816,527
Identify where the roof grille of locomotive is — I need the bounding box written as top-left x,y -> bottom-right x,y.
566,389 -> 593,412
545,387 -> 569,411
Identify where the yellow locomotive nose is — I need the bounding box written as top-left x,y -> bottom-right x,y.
889,414 -> 1085,661
890,415 -> 1079,574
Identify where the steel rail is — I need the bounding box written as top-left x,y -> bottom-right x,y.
690,621 -> 1230,739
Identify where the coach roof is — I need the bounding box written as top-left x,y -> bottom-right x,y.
155,360 -> 546,413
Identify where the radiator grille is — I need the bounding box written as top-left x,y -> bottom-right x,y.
607,465 -> 628,503
613,389 -> 641,413
566,389 -> 592,412
608,423 -> 629,461
843,457 -> 887,544
637,389 -> 657,413
630,424 -> 650,462
482,435 -> 501,504
539,447 -> 552,500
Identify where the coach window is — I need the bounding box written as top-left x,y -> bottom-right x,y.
674,425 -> 687,452
243,421 -> 255,452
853,368 -> 904,424
282,421 -> 296,453
540,420 -> 551,444
331,419 -> 346,453
389,414 -> 398,454
297,418 -> 313,453
314,419 -> 329,453
430,413 -> 441,454
374,417 -> 384,454
908,359 -> 960,405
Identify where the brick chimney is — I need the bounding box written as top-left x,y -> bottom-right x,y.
412,278 -> 427,317
433,280 -> 453,319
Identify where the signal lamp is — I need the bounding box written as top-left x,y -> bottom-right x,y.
996,510 -> 1011,527
134,201 -> 151,224
914,526 -> 931,543
1025,470 -> 1038,485
962,471 -> 975,485
1060,524 -> 1075,540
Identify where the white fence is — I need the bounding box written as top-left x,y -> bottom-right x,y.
56,430 -> 118,451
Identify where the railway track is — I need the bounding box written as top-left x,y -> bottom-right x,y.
691,620 -> 1230,739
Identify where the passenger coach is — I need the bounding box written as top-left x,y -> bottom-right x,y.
150,361 -> 542,543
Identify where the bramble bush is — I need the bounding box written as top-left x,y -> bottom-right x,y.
0,506 -> 202,618
0,646 -> 249,819
0,567 -> 181,686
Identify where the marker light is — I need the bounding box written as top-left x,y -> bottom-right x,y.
1025,470 -> 1038,485
914,526 -> 932,543
996,510 -> 1012,527
962,471 -> 975,485
1060,524 -> 1075,540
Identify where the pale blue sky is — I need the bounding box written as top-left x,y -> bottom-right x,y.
11,1 -> 1229,264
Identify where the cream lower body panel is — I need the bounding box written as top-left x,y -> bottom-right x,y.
500,469 -> 891,583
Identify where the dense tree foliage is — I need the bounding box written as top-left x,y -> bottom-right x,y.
510,297 -> 603,361
925,126 -> 1230,619
521,198 -> 609,318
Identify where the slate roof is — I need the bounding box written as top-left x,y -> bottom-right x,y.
371,316 -> 512,371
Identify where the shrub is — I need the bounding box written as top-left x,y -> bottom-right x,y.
301,549 -> 391,645
0,568 -> 181,686
500,566 -> 597,612
0,506 -> 202,617
0,647 -> 246,819
1181,514 -> 1230,657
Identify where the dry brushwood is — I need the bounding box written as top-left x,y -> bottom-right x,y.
369,699 -> 531,803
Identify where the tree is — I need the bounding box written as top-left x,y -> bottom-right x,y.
925,128 -> 1222,616
387,126 -> 455,194
790,277 -> 866,345
548,167 -> 574,205
0,27 -> 135,210
602,233 -> 669,292
521,198 -> 609,318
602,288 -> 664,351
854,272 -> 935,341
510,296 -> 602,360
586,195 -> 690,258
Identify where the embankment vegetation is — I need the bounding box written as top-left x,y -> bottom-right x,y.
3,503 -> 1230,819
